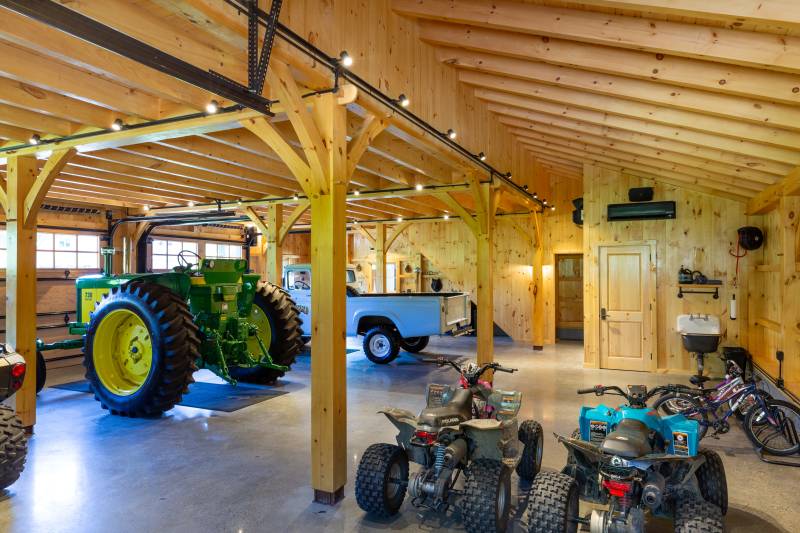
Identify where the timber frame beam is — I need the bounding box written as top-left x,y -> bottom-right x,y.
746,167 -> 800,215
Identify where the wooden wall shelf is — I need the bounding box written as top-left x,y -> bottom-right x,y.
677,284 -> 720,299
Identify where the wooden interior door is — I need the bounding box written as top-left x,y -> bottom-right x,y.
556,254 -> 583,340
599,244 -> 655,371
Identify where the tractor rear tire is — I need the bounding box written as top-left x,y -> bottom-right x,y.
229,282 -> 304,385
84,281 -> 199,417
0,405 -> 27,490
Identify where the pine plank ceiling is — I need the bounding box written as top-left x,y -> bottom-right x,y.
393,0 -> 800,202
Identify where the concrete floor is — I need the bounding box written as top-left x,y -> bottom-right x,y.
0,338 -> 797,532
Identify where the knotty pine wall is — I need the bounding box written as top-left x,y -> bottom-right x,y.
581,165 -> 748,373
282,0 -> 528,182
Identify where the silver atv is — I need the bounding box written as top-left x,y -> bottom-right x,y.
355,357 -> 543,533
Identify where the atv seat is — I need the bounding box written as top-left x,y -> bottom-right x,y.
600,419 -> 652,459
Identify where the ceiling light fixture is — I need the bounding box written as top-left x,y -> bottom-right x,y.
353,190 -> 360,196
446,129 -> 457,140
29,134 -> 41,145
187,201 -> 195,207
111,119 -> 124,131
205,100 -> 219,114
397,216 -> 403,222
415,184 -> 423,191
478,152 -> 486,161
397,94 -> 410,108
339,51 -> 353,67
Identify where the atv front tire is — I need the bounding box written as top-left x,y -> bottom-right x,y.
229,282 -> 304,384
462,458 -> 512,533
673,498 -> 724,533
363,326 -> 400,364
696,449 -> 728,515
526,471 -> 579,533
84,281 -> 199,417
400,336 -> 429,353
355,443 -> 409,517
0,405 -> 27,489
517,420 -> 543,481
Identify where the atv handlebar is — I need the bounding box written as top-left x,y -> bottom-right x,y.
578,384 -> 680,407
421,357 -> 517,381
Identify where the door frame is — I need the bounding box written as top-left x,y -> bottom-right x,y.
555,253 -> 584,338
593,240 -> 657,371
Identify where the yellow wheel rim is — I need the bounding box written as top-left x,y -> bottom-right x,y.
93,309 -> 153,396
247,304 -> 273,361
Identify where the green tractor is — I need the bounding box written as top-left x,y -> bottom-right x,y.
39,249 -> 304,417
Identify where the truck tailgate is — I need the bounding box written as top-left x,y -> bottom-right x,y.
443,294 -> 470,329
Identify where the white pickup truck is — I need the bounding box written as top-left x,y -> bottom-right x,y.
283,264 -> 472,363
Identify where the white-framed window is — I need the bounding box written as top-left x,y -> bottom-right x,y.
205,242 -> 242,259
152,239 -> 198,271
34,232 -> 100,269
0,230 -> 101,270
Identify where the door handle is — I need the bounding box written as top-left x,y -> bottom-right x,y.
600,308 -> 607,320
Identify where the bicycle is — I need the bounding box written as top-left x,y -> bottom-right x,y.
653,364 -> 800,456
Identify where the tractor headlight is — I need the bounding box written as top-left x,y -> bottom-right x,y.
221,302 -> 229,312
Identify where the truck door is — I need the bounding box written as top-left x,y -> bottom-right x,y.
285,267 -> 312,335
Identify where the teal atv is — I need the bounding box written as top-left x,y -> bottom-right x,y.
39,249 -> 304,416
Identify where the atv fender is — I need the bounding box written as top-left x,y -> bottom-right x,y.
379,408 -> 417,446
461,418 -> 521,466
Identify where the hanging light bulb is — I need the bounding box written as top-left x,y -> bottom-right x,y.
205,100 -> 220,114
111,119 -> 124,131
29,134 -> 41,145
398,94 -> 410,108
446,129 -> 457,140
339,51 -> 353,67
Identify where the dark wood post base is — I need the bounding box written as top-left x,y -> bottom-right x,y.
314,487 -> 344,505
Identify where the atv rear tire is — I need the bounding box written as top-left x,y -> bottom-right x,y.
355,443 -> 409,517
526,471 -> 579,533
517,420 -> 543,481
462,458 -> 511,533
229,282 -> 304,384
696,449 -> 728,515
363,326 -> 400,364
400,336 -> 429,353
36,350 -> 46,394
673,498 -> 724,533
84,281 -> 199,417
0,405 -> 26,490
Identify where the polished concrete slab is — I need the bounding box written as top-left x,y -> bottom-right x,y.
0,339 -> 797,532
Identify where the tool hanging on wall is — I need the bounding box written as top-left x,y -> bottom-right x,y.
728,227 -> 763,321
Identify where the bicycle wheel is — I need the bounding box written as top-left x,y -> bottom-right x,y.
744,399 -> 800,456
653,393 -> 709,440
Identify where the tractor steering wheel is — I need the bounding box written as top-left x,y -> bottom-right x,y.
177,249 -> 201,270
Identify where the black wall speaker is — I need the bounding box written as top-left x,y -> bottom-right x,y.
628,187 -> 654,202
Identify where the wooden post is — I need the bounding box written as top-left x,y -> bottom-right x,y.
310,92 -> 348,505
532,211 -> 545,349
476,182 -> 496,369
265,204 -> 283,284
374,222 -> 386,292
6,155 -> 38,428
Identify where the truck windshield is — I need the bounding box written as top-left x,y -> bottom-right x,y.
287,269 -> 311,290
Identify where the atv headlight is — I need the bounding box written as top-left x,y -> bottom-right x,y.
610,455 -> 629,467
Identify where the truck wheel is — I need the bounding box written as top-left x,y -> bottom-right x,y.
696,449 -> 728,515
363,327 -> 400,364
355,443 -> 409,517
673,498 -> 724,533
462,458 -> 511,533
400,336 -> 429,353
230,282 -> 304,384
516,420 -> 543,481
526,471 -> 579,533
84,281 -> 199,417
0,405 -> 27,489
36,350 -> 46,394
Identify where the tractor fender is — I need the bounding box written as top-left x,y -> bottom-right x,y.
379,408 -> 417,447
461,418 -> 521,465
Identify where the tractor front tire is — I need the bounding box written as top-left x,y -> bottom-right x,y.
0,405 -> 26,490
229,282 -> 304,384
84,281 -> 199,417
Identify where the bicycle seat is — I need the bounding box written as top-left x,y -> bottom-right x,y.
600,419 -> 653,459
690,375 -> 711,386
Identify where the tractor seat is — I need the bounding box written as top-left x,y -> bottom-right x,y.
600,419 -> 652,459
690,375 -> 711,386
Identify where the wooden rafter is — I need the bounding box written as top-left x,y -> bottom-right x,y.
23,148 -> 75,226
